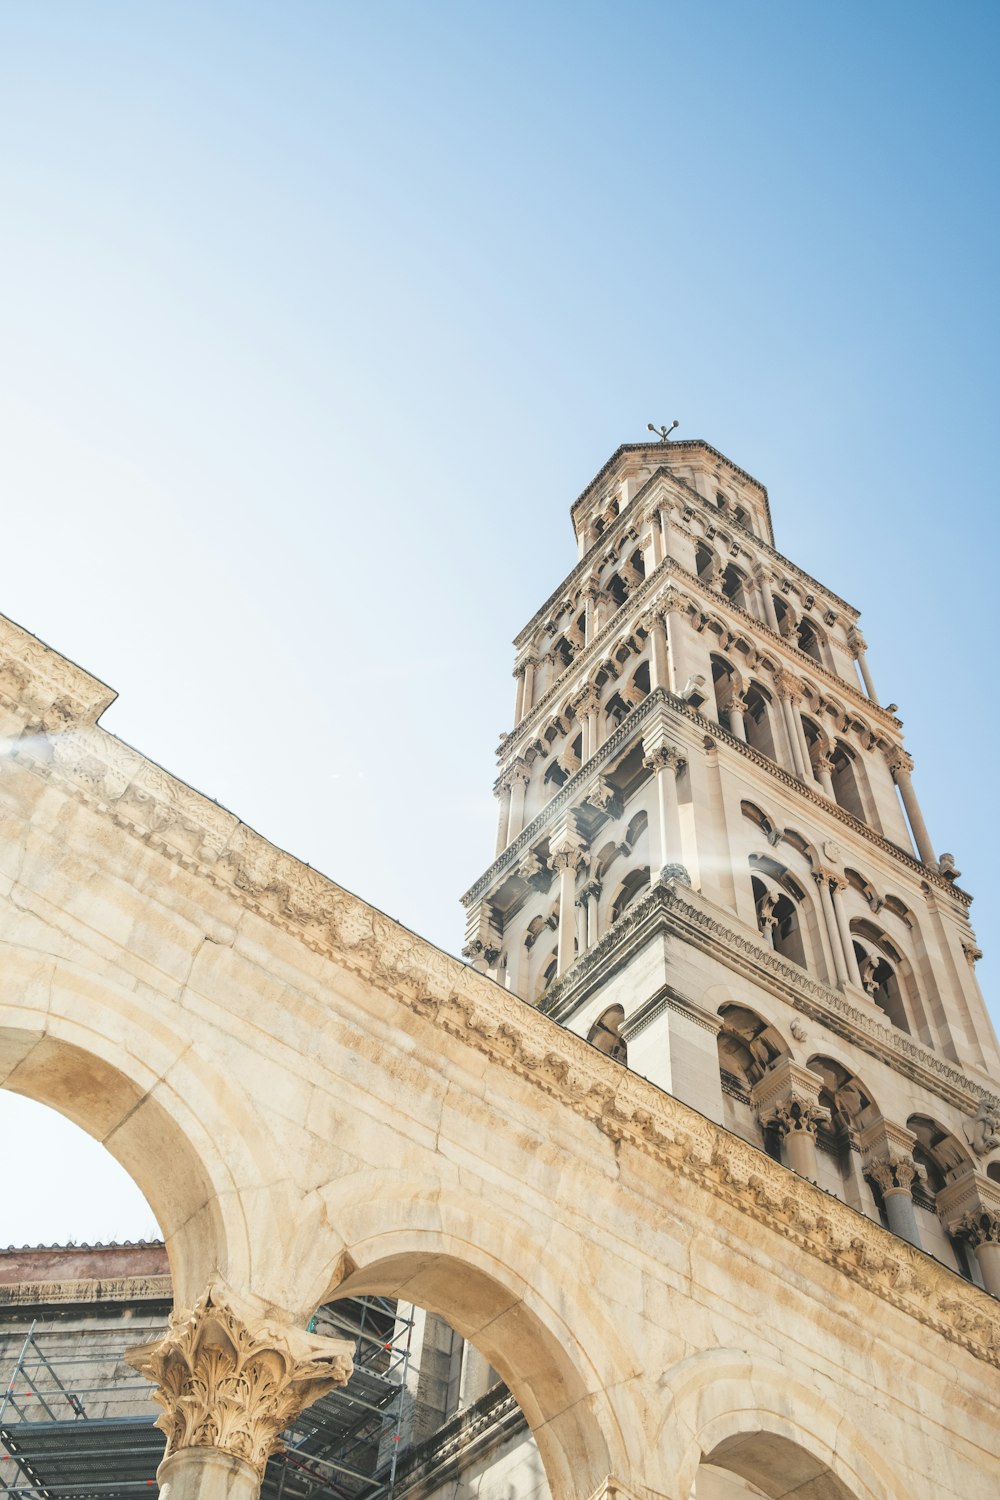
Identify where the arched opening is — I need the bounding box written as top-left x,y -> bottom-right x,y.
321,1227 -> 618,1500
907,1114 -> 979,1279
695,541 -> 718,584
850,921 -> 912,1033
587,1004 -> 627,1063
716,1004 -> 789,1149
796,619 -> 825,666
830,742 -> 866,822
695,1431 -> 861,1498
743,684 -> 777,761
611,866 -> 651,923
711,654 -> 740,726
750,872 -> 806,969
720,563 -> 749,611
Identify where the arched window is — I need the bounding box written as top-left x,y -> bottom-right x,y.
743,683 -> 777,761
587,1004 -> 627,1064
711,654 -> 738,724
544,760 -> 567,791
536,950 -> 558,999
720,563 -> 749,611
624,809 -> 648,849
751,869 -> 807,969
716,1003 -> 790,1150
695,541 -> 718,585
797,618 -> 825,665
830,741 -> 866,822
851,922 -> 910,1032
611,867 -> 650,923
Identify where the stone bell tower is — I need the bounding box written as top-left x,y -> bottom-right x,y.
462,437 -> 1000,1292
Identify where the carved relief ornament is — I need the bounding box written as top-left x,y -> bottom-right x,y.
126,1288 -> 353,1478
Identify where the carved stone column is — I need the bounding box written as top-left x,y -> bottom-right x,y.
848,628 -> 878,703
641,608 -> 670,692
774,672 -> 807,779
551,824 -> 587,975
574,686 -> 602,759
127,1289 -> 353,1500
938,1169 -> 1000,1298
506,762 -> 531,841
828,875 -> 864,988
866,1158 -> 923,1247
860,1120 -> 922,1247
722,692 -> 747,741
642,738 -> 686,881
812,869 -> 848,987
886,749 -> 937,867
812,752 -> 836,799
582,878 -> 602,947
755,569 -> 780,633
494,776 -> 513,855
751,1057 -> 829,1180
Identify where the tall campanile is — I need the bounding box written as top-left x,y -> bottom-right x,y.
462,437 -> 1000,1290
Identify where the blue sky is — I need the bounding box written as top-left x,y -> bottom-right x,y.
0,2 -> 997,1242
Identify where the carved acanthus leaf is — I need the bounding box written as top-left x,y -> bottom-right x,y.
126,1288 -> 352,1477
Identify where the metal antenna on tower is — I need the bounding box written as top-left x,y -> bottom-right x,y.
646,420 -> 679,442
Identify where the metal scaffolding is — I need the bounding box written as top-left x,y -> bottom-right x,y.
0,1297 -> 413,1500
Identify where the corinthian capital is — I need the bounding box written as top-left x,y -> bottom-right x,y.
865,1155 -> 920,1197
954,1208 -> 1000,1247
885,748 -> 914,781
642,743 -> 686,776
773,669 -> 802,702
846,627 -> 868,659
126,1288 -> 353,1478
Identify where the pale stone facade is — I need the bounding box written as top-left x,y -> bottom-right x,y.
0,436 -> 997,1499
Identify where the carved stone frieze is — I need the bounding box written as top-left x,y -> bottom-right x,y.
126,1288 -> 353,1477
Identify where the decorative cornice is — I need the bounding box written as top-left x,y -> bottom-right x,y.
0,1274 -> 172,1308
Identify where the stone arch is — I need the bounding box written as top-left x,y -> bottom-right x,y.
659,1349 -> 906,1500
308,1177 -> 634,1500
0,943 -> 284,1309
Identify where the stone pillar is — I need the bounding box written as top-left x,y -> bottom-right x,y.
642,738 -> 686,880
506,763 -> 531,841
494,777 -> 512,855
642,525 -> 660,574
662,591 -> 688,695
574,686 -> 602,759
848,628 -> 879,703
774,673 -> 807,778
812,870 -> 848,987
643,609 -> 670,692
865,1157 -> 922,1247
813,752 -> 836,799
127,1289 -> 352,1500
829,875 -> 864,988
756,570 -> 780,633
958,1211 -> 1000,1297
583,878 -> 602,947
938,1169 -> 1000,1298
886,749 -> 937,867
551,825 -> 586,976
722,692 -> 747,741
751,1058 -> 829,1181
521,655 -> 537,716
659,506 -> 673,561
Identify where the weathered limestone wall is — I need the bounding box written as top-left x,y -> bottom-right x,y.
0,620 -> 997,1500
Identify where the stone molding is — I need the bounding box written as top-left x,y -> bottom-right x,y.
621,984 -> 723,1041
126,1287 -> 353,1478
0,1274 -> 173,1308
3,621 -> 999,1369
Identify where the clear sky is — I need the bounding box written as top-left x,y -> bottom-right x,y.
0,1 -> 997,1244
